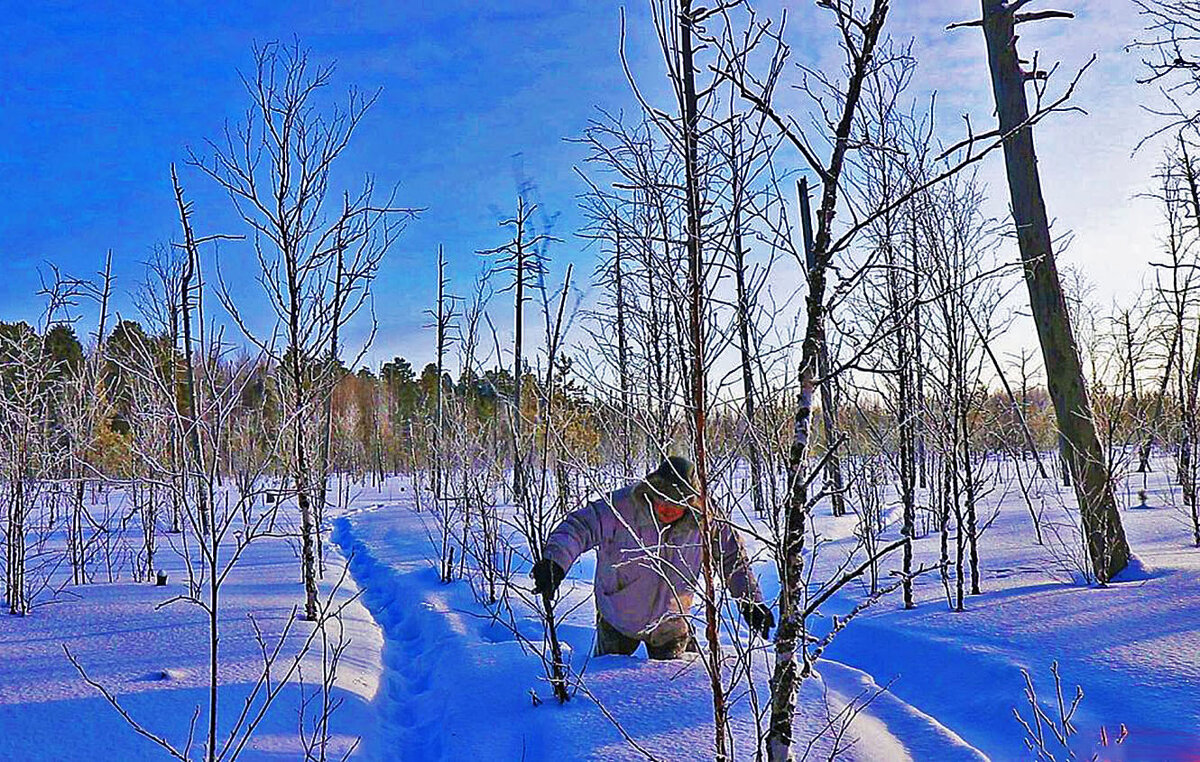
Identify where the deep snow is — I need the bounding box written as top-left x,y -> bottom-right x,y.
329,487 -> 982,762
0,491 -> 383,761
2,456 -> 1199,761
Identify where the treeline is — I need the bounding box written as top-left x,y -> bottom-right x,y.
10,313 -> 1192,492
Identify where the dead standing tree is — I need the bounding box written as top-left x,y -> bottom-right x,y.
480,195 -> 572,703
59,255 -> 117,583
963,0 -> 1132,581
425,246 -> 461,582
192,42 -> 412,620
480,196 -> 554,514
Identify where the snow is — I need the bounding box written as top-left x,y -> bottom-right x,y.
0,490 -> 383,761
330,496 -> 968,761
812,463 -> 1200,760
2,458 -> 1199,760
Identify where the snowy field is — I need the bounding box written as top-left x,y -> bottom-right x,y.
0,491 -> 384,761
2,457 -> 1199,760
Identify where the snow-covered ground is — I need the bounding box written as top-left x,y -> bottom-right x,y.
2,457 -> 1198,760
0,492 -> 383,761
323,459 -> 1200,761
329,487 -> 980,762
812,461 -> 1200,761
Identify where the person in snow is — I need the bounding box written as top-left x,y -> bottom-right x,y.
531,456 -> 774,660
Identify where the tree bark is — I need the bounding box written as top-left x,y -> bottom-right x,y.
767,7 -> 888,758
980,0 -> 1131,581
731,116 -> 765,517
614,222 -> 634,476
316,217 -> 348,579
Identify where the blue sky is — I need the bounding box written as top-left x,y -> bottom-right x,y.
0,1 -> 655,365
0,1 -> 1172,370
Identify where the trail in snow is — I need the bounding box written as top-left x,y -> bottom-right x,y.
329,490 -> 991,762
333,515 -> 449,761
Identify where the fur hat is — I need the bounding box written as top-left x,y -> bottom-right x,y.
641,456 -> 699,505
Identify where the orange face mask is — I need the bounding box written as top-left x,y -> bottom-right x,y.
654,499 -> 687,524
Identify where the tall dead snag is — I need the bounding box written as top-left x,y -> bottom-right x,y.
425,246 -> 461,582
481,196 -> 569,703
480,197 -> 551,510
435,246 -> 448,563
59,254 -> 116,584
972,0 -> 1131,581
172,166 -> 214,541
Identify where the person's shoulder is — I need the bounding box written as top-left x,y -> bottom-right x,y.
608,483 -> 638,506
605,483 -> 648,517
577,482 -> 644,514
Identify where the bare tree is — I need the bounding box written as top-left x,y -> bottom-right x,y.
191,41 -> 413,619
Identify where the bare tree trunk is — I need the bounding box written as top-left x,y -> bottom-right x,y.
512,210 -> 527,507
144,481 -> 157,582
284,233 -> 320,622
315,218 -> 348,578
1180,141 -> 1200,538
678,3 -> 729,756
614,222 -> 634,477
913,223 -> 929,490
9,472 -> 27,614
540,269 -> 574,705
72,478 -> 85,585
979,0 -> 1131,581
434,247 -> 450,582
886,225 -> 917,609
731,116 -> 765,517
939,453 -> 951,589
799,178 -> 845,518
647,207 -> 670,456
961,392 -> 981,596
1183,325 -> 1200,531
172,167 -> 212,539
767,8 -> 888,757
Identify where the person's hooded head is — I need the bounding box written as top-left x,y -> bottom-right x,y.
639,456 -> 700,524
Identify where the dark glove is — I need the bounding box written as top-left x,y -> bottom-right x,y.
531,559 -> 565,597
740,600 -> 775,638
